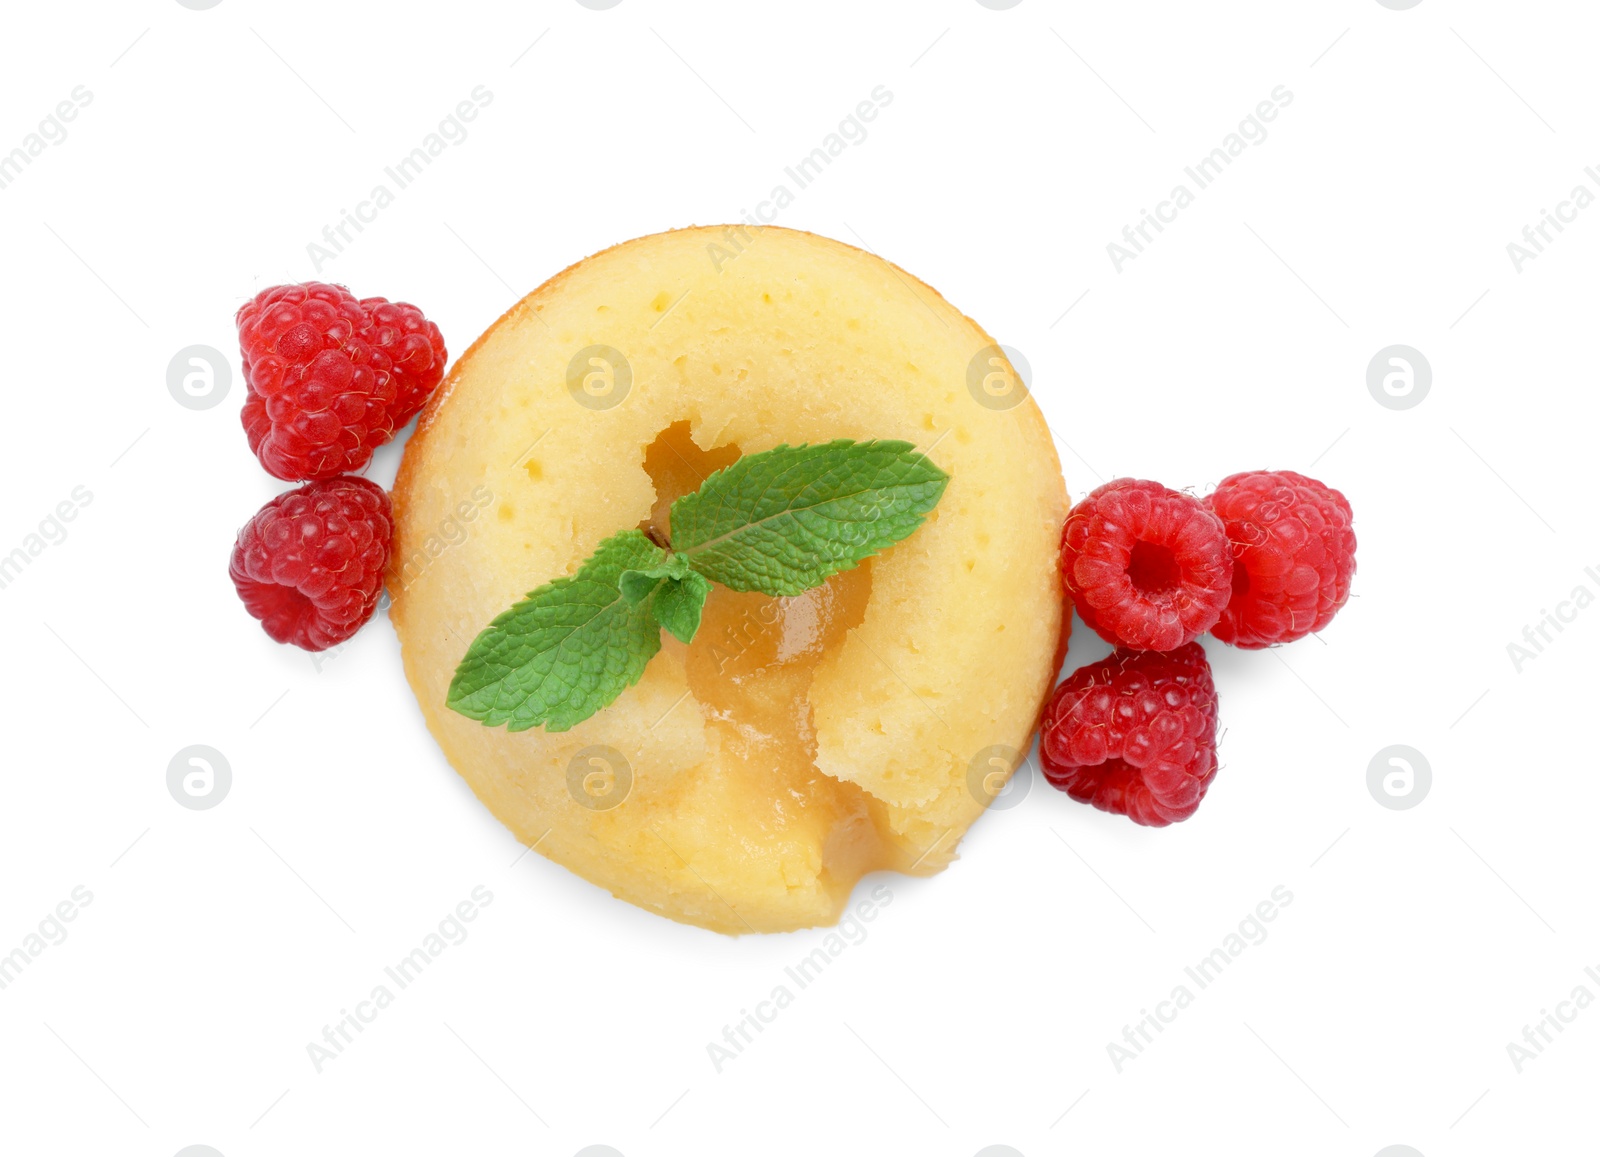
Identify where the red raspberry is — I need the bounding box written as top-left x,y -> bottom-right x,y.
1040,643 -> 1219,827
229,476 -> 393,652
360,296 -> 447,428
1206,470 -> 1356,648
237,283 -> 395,480
1060,479 -> 1232,651
236,284 -> 447,481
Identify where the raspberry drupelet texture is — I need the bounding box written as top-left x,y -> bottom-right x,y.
237,283 -> 447,481
1206,470 -> 1356,648
1040,643 -> 1220,827
1059,479 -> 1233,651
237,283 -> 394,481
360,296 -> 448,429
229,476 -> 393,652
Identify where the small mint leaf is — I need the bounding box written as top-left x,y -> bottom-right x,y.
670,440 -> 949,597
652,571 -> 712,645
618,569 -> 661,606
618,552 -> 693,605
447,529 -> 666,732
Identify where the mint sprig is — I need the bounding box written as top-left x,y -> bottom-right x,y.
448,440 -> 948,732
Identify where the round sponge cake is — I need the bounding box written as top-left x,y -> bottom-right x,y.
390,226 -> 1067,933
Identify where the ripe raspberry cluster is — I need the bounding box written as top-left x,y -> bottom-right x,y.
1043,471 -> 1356,826
228,283 -> 447,651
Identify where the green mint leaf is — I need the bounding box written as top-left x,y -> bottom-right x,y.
652,570 -> 712,645
447,529 -> 666,732
618,569 -> 661,606
670,440 -> 949,596
620,554 -> 707,643
618,553 -> 694,605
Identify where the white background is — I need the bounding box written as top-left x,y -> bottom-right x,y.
0,2 -> 1595,1155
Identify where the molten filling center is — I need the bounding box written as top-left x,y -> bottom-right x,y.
640,422 -> 892,882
